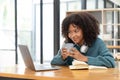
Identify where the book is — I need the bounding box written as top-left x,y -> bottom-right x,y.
69,59 -> 107,70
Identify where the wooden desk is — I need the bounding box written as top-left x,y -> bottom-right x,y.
0,64 -> 120,80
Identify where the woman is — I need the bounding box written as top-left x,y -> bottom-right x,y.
51,12 -> 115,68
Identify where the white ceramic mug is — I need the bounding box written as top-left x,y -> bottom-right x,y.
62,43 -> 74,52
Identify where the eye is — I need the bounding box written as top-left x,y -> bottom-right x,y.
74,29 -> 79,33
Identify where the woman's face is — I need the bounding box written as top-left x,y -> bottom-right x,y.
68,24 -> 84,45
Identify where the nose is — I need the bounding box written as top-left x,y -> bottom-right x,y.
69,33 -> 76,39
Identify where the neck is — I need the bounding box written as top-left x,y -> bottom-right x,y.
78,40 -> 84,46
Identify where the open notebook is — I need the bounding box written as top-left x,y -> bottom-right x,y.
69,59 -> 107,70
19,45 -> 60,71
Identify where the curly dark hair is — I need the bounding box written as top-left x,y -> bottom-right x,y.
62,12 -> 100,46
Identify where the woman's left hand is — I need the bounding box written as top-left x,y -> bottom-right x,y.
69,48 -> 88,62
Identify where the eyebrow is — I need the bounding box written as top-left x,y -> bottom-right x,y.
72,24 -> 78,27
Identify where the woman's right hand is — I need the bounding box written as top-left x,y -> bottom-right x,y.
61,48 -> 70,60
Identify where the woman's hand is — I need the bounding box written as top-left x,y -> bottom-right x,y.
69,48 -> 88,62
61,48 -> 70,60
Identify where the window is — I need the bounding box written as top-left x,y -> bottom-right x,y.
87,0 -> 96,9
17,0 -> 34,64
0,0 -> 15,65
18,0 -> 54,64
42,0 -> 54,63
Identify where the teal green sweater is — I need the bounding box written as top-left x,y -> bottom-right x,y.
51,38 -> 115,68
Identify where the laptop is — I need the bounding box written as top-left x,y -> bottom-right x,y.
18,45 -> 60,71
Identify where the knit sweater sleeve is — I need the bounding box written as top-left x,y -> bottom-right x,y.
87,39 -> 115,68
51,50 -> 73,65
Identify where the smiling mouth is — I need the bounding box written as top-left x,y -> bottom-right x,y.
72,39 -> 77,42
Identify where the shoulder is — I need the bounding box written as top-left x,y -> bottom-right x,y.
94,37 -> 104,44
88,37 -> 108,52
92,37 -> 106,48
